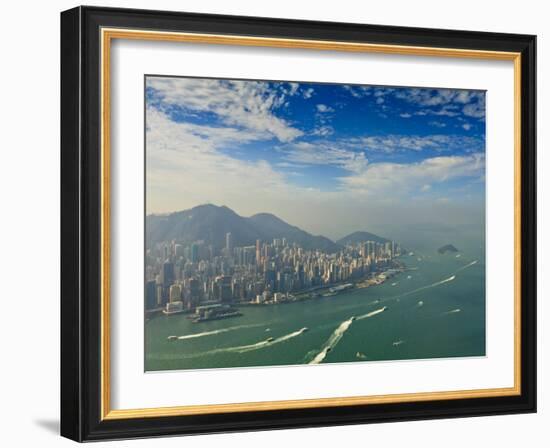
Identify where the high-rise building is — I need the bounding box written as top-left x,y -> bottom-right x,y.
256,240 -> 261,266
169,284 -> 182,303
145,280 -> 157,310
225,232 -> 233,254
190,243 -> 199,262
214,275 -> 233,303
162,260 -> 175,288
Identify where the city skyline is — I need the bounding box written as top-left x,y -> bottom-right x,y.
146,76 -> 486,242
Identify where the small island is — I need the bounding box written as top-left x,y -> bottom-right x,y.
438,244 -> 459,254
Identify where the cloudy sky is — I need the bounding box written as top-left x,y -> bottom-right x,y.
145,76 -> 486,244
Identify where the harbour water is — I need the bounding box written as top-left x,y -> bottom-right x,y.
145,249 -> 486,371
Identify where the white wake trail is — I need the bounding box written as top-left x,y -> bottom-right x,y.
309,318 -> 354,365
224,327 -> 309,354
455,260 -> 478,273
393,275 -> 456,300
356,306 -> 387,320
176,324 -> 262,341
443,308 -> 461,315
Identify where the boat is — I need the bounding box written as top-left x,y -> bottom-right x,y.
192,304 -> 243,323
167,335 -> 178,341
393,340 -> 404,346
356,352 -> 367,359
193,311 -> 243,323
301,327 -> 309,332
350,316 -> 356,321
326,347 -> 332,353
266,337 -> 274,342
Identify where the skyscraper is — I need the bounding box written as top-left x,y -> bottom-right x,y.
256,239 -> 261,266
225,232 -> 233,254
190,243 -> 199,262
162,260 -> 175,301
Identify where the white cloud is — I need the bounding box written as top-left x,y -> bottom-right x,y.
316,104 -> 334,113
147,77 -> 303,142
342,85 -> 372,98
395,88 -> 485,119
340,153 -> 485,196
302,87 -> 314,99
146,107 -> 311,213
281,141 -> 369,174
359,134 -> 483,153
311,126 -> 334,137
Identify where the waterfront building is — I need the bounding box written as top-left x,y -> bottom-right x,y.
169,284 -> 182,303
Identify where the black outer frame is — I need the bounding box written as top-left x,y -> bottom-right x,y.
60,6 -> 536,442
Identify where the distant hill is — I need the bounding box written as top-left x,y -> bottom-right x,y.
336,231 -> 390,246
438,244 -> 459,254
146,204 -> 340,253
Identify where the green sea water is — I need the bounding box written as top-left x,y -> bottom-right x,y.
145,249 -> 486,371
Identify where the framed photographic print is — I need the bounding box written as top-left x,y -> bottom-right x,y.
60,6 -> 536,441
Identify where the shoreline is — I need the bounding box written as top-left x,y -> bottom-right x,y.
146,259 -> 408,322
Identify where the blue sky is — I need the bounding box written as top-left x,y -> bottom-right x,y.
145,76 -> 485,241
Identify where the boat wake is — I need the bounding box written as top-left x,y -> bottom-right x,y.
175,324 -> 262,341
387,259 -> 478,303
223,327 -> 309,354
443,308 -> 461,315
456,260 -> 478,273
308,317 -> 354,364
394,275 -> 456,300
356,306 -> 387,320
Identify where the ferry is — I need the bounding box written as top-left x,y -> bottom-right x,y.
167,335 -> 178,341
191,304 -> 243,323
193,310 -> 242,323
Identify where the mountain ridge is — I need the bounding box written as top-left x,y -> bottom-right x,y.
146,204 -> 390,253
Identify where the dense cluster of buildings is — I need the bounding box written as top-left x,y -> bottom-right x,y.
145,234 -> 401,313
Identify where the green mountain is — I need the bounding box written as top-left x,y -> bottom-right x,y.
336,231 -> 390,246
437,244 -> 459,254
146,204 -> 340,253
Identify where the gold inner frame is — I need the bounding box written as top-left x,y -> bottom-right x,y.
100,27 -> 522,420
